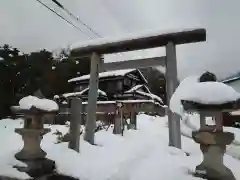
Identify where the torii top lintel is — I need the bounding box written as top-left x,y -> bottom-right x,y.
70,28 -> 206,56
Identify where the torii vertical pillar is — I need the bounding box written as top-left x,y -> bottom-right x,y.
165,42 -> 181,149
84,52 -> 101,144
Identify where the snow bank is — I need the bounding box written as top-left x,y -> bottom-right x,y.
19,96 -> 59,112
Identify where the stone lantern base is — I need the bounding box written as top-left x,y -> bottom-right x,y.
192,131 -> 236,180
14,128 -> 56,178
15,128 -> 50,160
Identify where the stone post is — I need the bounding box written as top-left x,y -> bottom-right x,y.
130,111 -> 137,130
68,98 -> 82,152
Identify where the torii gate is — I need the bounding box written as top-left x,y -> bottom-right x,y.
70,28 -> 206,148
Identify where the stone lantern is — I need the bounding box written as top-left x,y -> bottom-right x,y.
181,100 -> 237,180
12,105 -> 57,178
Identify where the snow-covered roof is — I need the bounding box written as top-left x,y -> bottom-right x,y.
231,110 -> 240,116
63,88 -> 107,98
82,99 -> 157,105
222,76 -> 240,84
18,51 -> 24,56
68,69 -> 147,83
125,84 -> 163,103
135,91 -> 163,104
70,27 -> 204,52
126,84 -> 151,93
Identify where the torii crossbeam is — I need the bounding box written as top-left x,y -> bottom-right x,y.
70,28 -> 206,148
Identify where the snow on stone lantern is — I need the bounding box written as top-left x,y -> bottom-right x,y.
12,96 -> 59,178
180,72 -> 239,180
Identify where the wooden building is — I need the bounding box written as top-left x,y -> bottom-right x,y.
67,68 -> 163,105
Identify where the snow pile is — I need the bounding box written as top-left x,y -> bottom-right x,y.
19,96 -> 59,111
170,75 -> 240,115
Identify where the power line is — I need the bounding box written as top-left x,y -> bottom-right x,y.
35,0 -> 92,38
51,0 -> 102,38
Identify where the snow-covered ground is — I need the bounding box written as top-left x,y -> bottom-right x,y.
1,114 -> 240,180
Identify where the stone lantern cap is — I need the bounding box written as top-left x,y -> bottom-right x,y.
11,96 -> 59,115
19,96 -> 59,113
178,80 -> 240,113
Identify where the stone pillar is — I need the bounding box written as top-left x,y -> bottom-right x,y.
113,110 -> 122,135
130,111 -> 137,130
113,103 -> 123,135
84,52 -> 102,145
192,131 -> 236,180
166,42 -> 181,149
68,98 -> 82,152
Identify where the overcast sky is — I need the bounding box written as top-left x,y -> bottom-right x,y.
0,0 -> 239,80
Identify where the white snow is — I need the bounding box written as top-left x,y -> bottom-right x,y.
222,76 -> 240,83
0,57 -> 3,61
170,76 -> 200,115
19,96 -> 59,112
231,110 -> 240,116
1,115 -> 240,179
82,99 -> 156,105
63,88 -> 107,97
136,90 -> 163,103
125,85 -> 163,103
126,84 -> 151,93
181,82 -> 240,104
68,69 -> 135,82
70,27 -> 201,51
18,51 -> 24,56
54,95 -> 59,99
170,75 -> 240,115
9,54 -> 13,57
